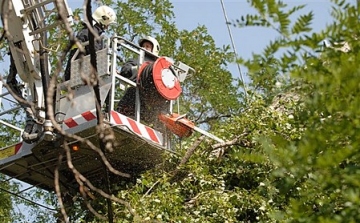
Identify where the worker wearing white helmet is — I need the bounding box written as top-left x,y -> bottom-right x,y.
118,36 -> 160,82
116,36 -> 164,119
138,36 -> 161,56
64,5 -> 117,81
92,5 -> 117,29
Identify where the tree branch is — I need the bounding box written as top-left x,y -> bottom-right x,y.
197,114 -> 232,125
170,135 -> 205,182
210,130 -> 251,159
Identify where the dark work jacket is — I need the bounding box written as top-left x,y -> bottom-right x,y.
119,58 -> 138,82
64,23 -> 104,81
117,53 -> 168,121
76,23 -> 105,54
119,53 -> 157,83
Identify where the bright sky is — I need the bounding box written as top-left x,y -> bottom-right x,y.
172,0 -> 335,57
171,0 -> 336,82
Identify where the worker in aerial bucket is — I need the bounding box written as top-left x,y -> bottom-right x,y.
117,36 -> 170,124
118,36 -> 160,82
64,5 -> 117,81
6,5 -> 116,143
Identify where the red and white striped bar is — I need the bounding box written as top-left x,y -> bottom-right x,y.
110,110 -> 164,145
63,109 -> 97,130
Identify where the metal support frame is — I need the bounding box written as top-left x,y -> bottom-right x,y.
0,83 -> 23,139
107,36 -> 193,123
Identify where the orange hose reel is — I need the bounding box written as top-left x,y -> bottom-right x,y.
152,57 -> 182,100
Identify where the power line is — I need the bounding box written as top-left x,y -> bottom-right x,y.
219,0 -> 248,103
0,187 -> 57,211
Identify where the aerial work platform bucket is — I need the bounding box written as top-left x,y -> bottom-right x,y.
0,109 -> 171,193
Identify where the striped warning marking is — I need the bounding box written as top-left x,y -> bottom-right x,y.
63,109 -> 97,130
0,143 -> 23,160
110,110 -> 163,145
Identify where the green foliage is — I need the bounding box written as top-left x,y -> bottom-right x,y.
237,0 -> 360,222
291,12 -> 313,35
0,175 -> 13,223
175,26 -> 242,121
236,1 -> 324,101
109,92 -> 305,222
112,0 -> 175,40
0,109 -> 25,147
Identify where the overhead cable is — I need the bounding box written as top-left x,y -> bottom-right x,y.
219,0 -> 248,103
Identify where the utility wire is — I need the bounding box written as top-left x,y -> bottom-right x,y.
219,0 -> 248,103
0,187 -> 57,211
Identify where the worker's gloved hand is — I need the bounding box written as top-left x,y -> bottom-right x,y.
131,66 -> 138,73
130,66 -> 138,81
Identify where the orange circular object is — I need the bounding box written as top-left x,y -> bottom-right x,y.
152,57 -> 182,100
71,144 -> 80,151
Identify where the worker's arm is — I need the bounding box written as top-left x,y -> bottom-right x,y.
119,58 -> 138,82
76,26 -> 104,54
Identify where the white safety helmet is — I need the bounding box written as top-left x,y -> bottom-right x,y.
138,36 -> 160,56
92,6 -> 117,27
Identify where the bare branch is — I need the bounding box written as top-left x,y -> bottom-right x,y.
197,114 -> 232,125
64,143 -> 138,218
55,153 -> 70,223
210,130 -> 251,159
142,180 -> 160,198
170,135 -> 205,181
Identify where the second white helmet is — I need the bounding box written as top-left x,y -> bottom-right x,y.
139,36 -> 160,56
92,6 -> 117,27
